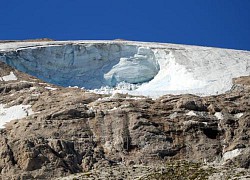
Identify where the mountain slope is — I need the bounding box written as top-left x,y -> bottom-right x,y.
0,40 -> 250,179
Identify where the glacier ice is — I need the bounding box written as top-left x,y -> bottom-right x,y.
0,40 -> 249,98
104,47 -> 159,86
0,43 -> 159,89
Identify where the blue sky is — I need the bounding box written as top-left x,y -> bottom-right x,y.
1,0 -> 250,50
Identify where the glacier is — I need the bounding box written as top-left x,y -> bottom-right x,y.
0,40 -> 249,97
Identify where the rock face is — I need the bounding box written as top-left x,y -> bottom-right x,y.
0,59 -> 250,179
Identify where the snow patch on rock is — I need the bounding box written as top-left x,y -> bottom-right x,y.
215,112 -> 224,120
186,111 -> 197,116
234,113 -> 244,119
45,86 -> 57,91
0,71 -> 17,81
0,104 -> 34,128
223,149 -> 242,161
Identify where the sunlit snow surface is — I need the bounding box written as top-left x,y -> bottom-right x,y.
223,149 -> 242,161
0,40 -> 250,98
0,104 -> 34,128
0,71 -> 17,81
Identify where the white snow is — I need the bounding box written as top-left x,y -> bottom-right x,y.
169,112 -> 178,119
234,113 -> 244,118
90,81 -> 141,95
108,107 -> 118,112
215,112 -> 224,120
202,122 -> 208,126
68,86 -> 79,89
223,149 -> 242,161
0,71 -> 17,81
135,51 -> 207,95
0,104 -> 34,128
45,86 -> 57,91
183,120 -> 198,126
29,87 -> 37,91
186,111 -> 197,116
0,40 -> 249,98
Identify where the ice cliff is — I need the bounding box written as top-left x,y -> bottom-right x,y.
0,40 -> 249,97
